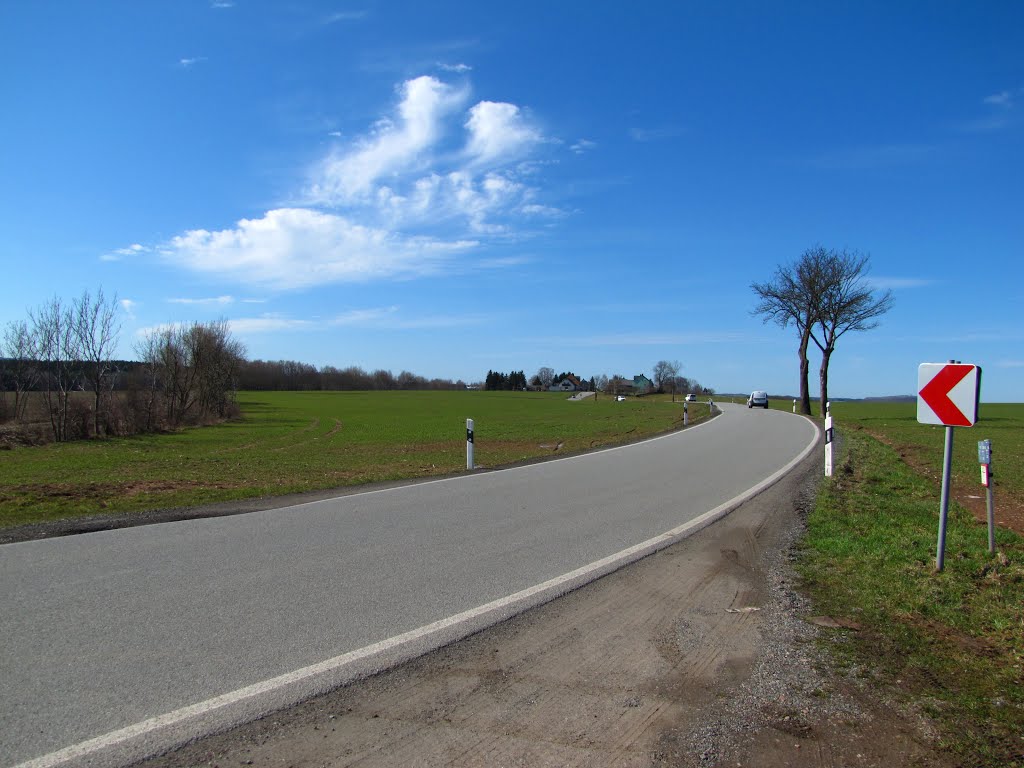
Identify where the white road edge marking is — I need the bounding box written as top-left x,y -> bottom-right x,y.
13,410 -> 820,768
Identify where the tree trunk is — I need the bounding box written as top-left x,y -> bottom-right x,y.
93,383 -> 102,438
798,325 -> 812,415
819,348 -> 832,418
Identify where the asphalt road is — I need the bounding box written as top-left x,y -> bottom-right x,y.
0,403 -> 818,768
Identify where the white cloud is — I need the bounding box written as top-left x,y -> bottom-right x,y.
438,62 -> 472,73
996,359 -> 1024,368
984,90 -> 1013,108
629,125 -> 683,143
570,139 -> 597,154
160,75 -> 562,291
309,76 -> 468,204
101,243 -> 148,261
520,203 -> 565,218
228,316 -> 315,334
120,299 -> 138,318
307,76 -> 550,230
167,295 -> 236,306
178,57 -> 206,68
163,208 -> 476,289
330,306 -> 481,329
465,101 -> 542,165
331,307 -> 400,326
210,1 -> 234,8
323,10 -> 367,24
538,331 -> 747,347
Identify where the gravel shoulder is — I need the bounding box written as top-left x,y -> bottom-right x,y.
135,450 -> 953,768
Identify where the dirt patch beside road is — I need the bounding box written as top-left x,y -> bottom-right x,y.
137,455 -> 952,768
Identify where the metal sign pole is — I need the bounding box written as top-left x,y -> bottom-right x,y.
984,441 -> 996,554
936,423 -> 955,571
987,469 -> 996,554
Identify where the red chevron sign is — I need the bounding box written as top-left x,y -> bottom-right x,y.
917,363 -> 981,427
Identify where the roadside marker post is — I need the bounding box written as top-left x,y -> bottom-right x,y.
792,399 -> 796,413
824,402 -> 833,477
918,360 -> 982,571
466,418 -> 474,470
979,439 -> 996,554
683,402 -> 688,427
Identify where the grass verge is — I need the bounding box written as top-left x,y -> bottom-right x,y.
798,428 -> 1024,766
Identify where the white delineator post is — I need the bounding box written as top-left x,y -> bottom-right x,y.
824,402 -> 833,477
793,399 -> 797,413
979,439 -> 995,554
466,418 -> 474,470
683,402 -> 688,426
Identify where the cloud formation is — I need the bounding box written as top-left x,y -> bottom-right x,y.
155,75 -> 559,291
465,101 -> 542,165
984,90 -> 1013,107
101,243 -> 149,262
167,295 -> 236,306
307,75 -> 553,232
309,76 -> 469,204
163,208 -> 476,290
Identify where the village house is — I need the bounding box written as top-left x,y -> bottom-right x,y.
549,374 -> 585,392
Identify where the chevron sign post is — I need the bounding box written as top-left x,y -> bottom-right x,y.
918,361 -> 982,571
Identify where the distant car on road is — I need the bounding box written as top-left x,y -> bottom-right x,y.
747,390 -> 769,409
615,395 -> 626,402
684,393 -> 697,402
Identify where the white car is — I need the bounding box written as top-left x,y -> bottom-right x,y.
747,390 -> 769,409
615,395 -> 626,402
684,393 -> 697,402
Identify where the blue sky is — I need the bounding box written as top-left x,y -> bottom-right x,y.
2,1 -> 1022,401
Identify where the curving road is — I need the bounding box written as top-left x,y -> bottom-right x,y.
0,403 -> 818,768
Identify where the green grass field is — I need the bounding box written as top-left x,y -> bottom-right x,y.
829,401 -> 1023,502
798,403 -> 1024,766
0,390 -> 705,529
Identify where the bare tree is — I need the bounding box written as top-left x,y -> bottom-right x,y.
809,250 -> 893,415
2,320 -> 40,421
751,246 -> 832,415
74,288 -> 121,437
535,366 -> 555,389
185,320 -> 245,417
653,360 -> 681,400
753,246 -> 893,417
30,296 -> 82,441
135,320 -> 246,428
134,329 -> 164,432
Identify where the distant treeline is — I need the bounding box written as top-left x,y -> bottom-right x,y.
483,370 -> 528,391
1,287 -> 477,446
236,360 -> 467,392
0,358 -> 468,395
